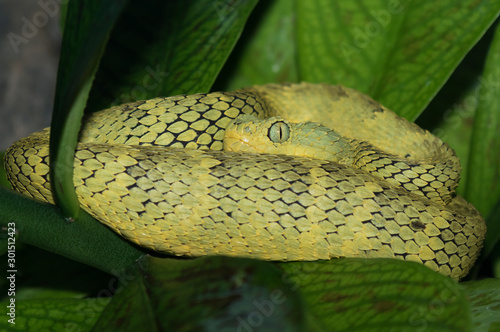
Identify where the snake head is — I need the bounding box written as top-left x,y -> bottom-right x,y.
223,115 -> 294,155
223,114 -> 347,163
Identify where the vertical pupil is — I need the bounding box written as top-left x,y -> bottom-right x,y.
268,121 -> 290,143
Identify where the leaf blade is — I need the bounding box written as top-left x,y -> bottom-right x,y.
215,0 -> 298,91
296,0 -> 500,120
280,258 -> 471,331
0,298 -> 109,331
87,0 -> 258,111
50,0 -> 130,218
465,22 -> 500,219
461,278 -> 500,331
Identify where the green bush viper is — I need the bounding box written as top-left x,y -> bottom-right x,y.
4,83 -> 486,280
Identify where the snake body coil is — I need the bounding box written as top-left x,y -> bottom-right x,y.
4,83 -> 486,279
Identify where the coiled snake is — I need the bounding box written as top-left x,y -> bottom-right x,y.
4,83 -> 486,279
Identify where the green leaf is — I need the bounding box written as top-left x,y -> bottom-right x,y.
93,256 -> 304,331
0,188 -> 144,275
215,0 -> 298,90
465,21 -> 500,220
87,0 -> 258,111
50,0 -> 130,219
461,278 -> 500,331
0,298 -> 109,331
295,0 -> 500,120
280,259 -> 470,331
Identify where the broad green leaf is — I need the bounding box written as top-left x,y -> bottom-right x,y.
86,0 -> 258,112
0,298 -> 109,331
465,21 -> 500,220
295,0 -> 500,121
93,256 -> 304,331
216,0 -> 298,90
50,0 -> 130,219
280,259 -> 470,331
461,278 -> 500,331
0,188 -> 143,275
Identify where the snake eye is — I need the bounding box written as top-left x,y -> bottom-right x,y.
268,121 -> 290,143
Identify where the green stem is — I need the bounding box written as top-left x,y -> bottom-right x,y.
0,187 -> 144,275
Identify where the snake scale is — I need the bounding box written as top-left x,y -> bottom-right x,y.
4,83 -> 486,279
